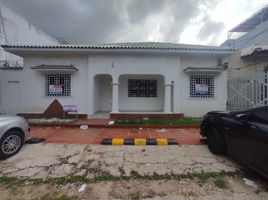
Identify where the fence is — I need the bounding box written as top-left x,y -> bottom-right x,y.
227,71 -> 268,111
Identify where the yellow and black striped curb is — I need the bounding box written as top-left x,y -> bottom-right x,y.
101,138 -> 178,145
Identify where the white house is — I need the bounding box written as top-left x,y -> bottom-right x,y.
0,43 -> 235,118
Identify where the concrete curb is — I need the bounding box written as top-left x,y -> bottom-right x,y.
101,138 -> 178,145
29,123 -> 200,129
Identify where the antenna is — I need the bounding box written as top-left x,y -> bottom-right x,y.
0,3 -> 8,44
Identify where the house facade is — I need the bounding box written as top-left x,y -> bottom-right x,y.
0,43 -> 235,118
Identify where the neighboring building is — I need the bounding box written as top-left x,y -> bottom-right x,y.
222,5 -> 268,78
222,5 -> 268,111
0,43 -> 235,117
0,3 -> 59,67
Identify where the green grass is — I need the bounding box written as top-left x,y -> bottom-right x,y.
114,117 -> 202,125
214,177 -> 228,189
0,171 -> 241,188
129,190 -> 142,200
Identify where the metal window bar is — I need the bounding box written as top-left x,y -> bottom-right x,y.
45,74 -> 71,96
128,79 -> 157,97
189,75 -> 215,98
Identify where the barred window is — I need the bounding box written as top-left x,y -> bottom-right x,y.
45,74 -> 71,96
190,75 -> 214,98
128,79 -> 157,97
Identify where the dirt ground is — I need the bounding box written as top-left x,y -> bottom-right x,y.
0,176 -> 267,200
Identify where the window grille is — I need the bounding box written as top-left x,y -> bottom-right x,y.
128,79 -> 157,97
190,75 -> 214,98
45,74 -> 71,96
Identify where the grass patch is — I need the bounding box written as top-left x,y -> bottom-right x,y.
0,171 -> 241,189
129,190 -> 142,200
114,117 -> 202,125
55,195 -> 77,200
214,177 -> 228,189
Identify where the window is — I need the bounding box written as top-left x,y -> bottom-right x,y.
190,75 -> 214,98
128,79 -> 157,97
249,110 -> 268,124
45,74 -> 71,96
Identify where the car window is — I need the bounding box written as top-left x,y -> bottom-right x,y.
249,110 -> 268,124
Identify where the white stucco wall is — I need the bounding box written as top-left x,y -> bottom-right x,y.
0,51 -> 230,117
179,54 -> 228,116
228,50 -> 268,79
0,55 -> 88,115
119,75 -> 164,112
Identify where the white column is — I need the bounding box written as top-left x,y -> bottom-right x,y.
111,82 -> 119,113
164,83 -> 172,113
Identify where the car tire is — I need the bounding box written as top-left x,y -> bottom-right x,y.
0,130 -> 24,160
207,127 -> 227,154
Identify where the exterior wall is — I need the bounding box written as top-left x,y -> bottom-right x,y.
180,55 -> 228,117
0,55 -> 88,115
119,75 -> 164,112
88,53 -> 181,114
94,75 -> 112,112
228,50 -> 268,79
0,51 -> 229,117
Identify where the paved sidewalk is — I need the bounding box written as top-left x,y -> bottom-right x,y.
30,127 -> 202,144
0,144 -> 239,179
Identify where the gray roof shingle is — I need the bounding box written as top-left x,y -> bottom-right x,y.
1,42 -> 236,52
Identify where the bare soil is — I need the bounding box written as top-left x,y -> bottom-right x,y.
0,176 -> 267,200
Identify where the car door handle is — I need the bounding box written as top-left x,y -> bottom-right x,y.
249,124 -> 258,130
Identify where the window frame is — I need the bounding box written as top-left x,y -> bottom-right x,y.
128,79 -> 157,98
189,74 -> 215,99
44,73 -> 71,97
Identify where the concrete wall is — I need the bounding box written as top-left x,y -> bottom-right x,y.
0,51 -> 229,117
119,75 -> 164,112
180,54 -> 228,116
0,55 -> 88,115
228,50 -> 268,79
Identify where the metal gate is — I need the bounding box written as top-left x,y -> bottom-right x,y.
227,71 -> 268,111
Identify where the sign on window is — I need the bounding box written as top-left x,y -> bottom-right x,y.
195,84 -> 209,94
49,85 -> 63,95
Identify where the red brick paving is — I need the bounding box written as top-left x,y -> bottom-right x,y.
29,127 -> 202,145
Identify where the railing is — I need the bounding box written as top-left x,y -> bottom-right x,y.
227,71 -> 268,111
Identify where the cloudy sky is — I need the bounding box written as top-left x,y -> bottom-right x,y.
2,0 -> 268,45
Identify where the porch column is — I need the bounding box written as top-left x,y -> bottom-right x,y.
164,83 -> 172,113
111,82 -> 119,113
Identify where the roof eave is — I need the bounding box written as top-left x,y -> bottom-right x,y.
2,47 -> 236,57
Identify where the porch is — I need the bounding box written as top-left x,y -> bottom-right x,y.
91,74 -> 176,118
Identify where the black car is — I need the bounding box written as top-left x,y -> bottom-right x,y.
200,106 -> 268,178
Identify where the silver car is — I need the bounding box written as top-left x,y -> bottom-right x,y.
0,116 -> 29,160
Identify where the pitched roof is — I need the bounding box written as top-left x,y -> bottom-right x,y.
1,42 -> 236,52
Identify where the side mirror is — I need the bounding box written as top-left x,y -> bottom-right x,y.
234,113 -> 247,123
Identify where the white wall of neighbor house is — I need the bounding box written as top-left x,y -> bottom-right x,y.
228,51 -> 268,79
0,51 -> 229,117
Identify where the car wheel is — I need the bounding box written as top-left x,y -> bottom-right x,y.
0,130 -> 24,160
207,127 -> 227,154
